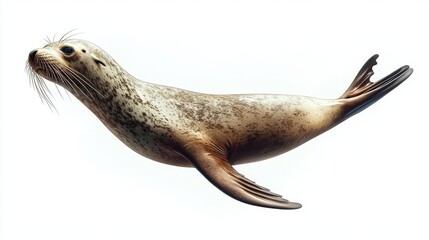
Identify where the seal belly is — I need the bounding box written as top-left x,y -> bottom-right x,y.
176,93 -> 342,165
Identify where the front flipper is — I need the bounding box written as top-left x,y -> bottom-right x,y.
185,145 -> 302,209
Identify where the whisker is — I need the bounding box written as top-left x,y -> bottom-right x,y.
36,74 -> 57,112
52,33 -> 57,43
51,64 -> 81,98
66,66 -> 104,98
59,29 -> 80,43
39,77 -> 57,111
61,67 -> 95,101
65,68 -> 97,97
26,61 -> 57,112
48,63 -> 98,104
40,61 -> 57,96
26,62 -> 35,87
46,62 -> 67,100
44,34 -> 52,44
26,47 -> 105,113
62,32 -> 82,42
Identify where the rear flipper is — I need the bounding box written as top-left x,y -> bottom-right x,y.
340,54 -> 413,119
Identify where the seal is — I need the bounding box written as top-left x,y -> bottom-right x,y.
27,38 -> 413,209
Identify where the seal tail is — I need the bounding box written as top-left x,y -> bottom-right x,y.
339,54 -> 413,119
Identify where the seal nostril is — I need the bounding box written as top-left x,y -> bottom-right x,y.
29,50 -> 38,61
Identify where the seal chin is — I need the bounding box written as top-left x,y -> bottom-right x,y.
35,67 -> 44,75
29,62 -> 50,81
35,68 -> 53,81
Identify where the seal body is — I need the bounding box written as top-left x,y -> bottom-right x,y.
95,82 -> 342,167
27,39 -> 413,209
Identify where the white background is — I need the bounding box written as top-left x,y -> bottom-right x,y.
1,0 -> 428,239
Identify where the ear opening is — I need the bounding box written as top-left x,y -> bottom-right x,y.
91,53 -> 106,66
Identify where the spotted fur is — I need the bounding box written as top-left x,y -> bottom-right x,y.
27,39 -> 412,209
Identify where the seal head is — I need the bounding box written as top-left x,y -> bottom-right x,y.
27,40 -> 115,108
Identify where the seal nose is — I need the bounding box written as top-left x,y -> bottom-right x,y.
29,50 -> 38,61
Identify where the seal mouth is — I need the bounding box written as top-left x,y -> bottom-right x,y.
34,67 -> 44,75
27,54 -> 45,76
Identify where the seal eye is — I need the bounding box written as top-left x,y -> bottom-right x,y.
60,46 -> 75,56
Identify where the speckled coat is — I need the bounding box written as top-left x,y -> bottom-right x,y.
28,39 -> 412,209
